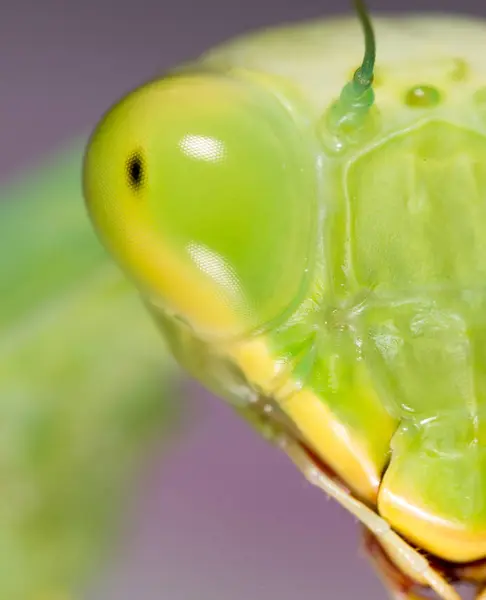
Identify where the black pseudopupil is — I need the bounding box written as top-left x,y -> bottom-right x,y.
127,153 -> 144,189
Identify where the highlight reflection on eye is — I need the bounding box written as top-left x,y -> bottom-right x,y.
187,241 -> 240,291
187,241 -> 249,311
179,134 -> 226,162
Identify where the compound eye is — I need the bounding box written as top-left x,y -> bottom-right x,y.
83,73 -> 318,339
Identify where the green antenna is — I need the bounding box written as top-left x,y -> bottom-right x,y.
323,0 -> 377,151
351,0 -> 376,97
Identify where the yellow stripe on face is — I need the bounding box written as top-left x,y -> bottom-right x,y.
378,418 -> 486,563
228,336 -> 396,503
280,390 -> 385,501
379,483 -> 486,563
100,207 -> 245,338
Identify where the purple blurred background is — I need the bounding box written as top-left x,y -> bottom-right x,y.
4,1 -> 486,598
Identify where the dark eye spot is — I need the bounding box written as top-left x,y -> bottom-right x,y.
126,151 -> 145,190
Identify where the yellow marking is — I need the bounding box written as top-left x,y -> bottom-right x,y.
230,339 -> 287,393
379,485 -> 486,563
283,439 -> 460,600
229,336 -> 389,503
279,388 -> 382,501
106,211 -> 245,338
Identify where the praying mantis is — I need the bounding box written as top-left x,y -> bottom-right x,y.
82,2 -> 486,597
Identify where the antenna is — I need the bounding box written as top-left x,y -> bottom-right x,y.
350,0 -> 376,99
323,0 -> 377,151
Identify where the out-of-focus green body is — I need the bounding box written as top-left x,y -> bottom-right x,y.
1,144 -> 178,599
83,12 -> 486,598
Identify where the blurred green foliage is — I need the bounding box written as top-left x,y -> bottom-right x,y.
0,139 -> 181,600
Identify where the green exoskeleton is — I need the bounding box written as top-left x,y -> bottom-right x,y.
82,1 -> 486,598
